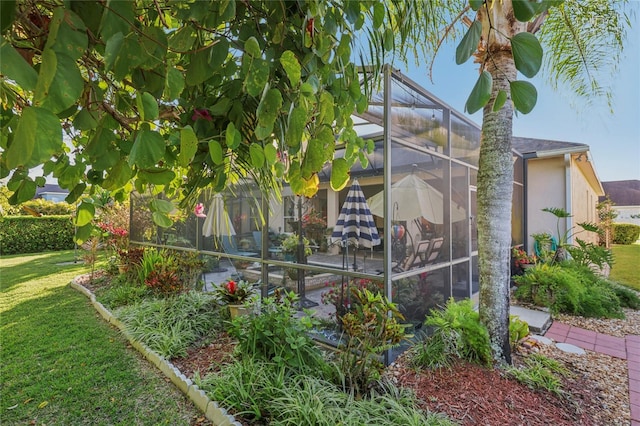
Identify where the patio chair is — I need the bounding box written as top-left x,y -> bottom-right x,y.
393,239 -> 431,272
422,237 -> 444,265
220,235 -> 259,257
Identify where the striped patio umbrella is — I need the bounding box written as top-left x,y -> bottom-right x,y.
331,179 -> 381,270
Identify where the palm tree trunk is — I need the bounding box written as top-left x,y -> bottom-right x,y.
477,49 -> 517,364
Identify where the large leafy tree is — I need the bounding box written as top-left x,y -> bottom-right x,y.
0,0 -> 393,239
390,0 -> 630,363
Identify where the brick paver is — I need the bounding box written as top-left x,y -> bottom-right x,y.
545,321 -> 640,424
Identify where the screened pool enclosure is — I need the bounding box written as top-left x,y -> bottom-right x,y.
130,66 -> 525,342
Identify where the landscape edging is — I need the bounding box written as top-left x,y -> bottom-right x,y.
69,279 -> 241,426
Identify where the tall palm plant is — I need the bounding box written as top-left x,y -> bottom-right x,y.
381,0 -> 631,363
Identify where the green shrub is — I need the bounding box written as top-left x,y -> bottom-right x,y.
513,263 -> 625,318
338,288 -> 407,394
114,292 -> 222,358
0,216 -> 75,254
613,223 -> 640,244
229,292 -> 328,374
410,298 -> 492,369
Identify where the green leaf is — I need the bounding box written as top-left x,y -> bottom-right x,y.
103,160 -> 132,190
511,32 -> 543,78
255,88 -> 282,138
138,168 -> 176,185
244,58 -> 269,97
74,224 -> 94,245
330,158 -> 350,191
152,211 -> 173,228
465,71 -> 492,114
0,37 -> 38,91
129,128 -> 165,168
209,38 -> 229,70
179,126 -> 198,167
33,48 -> 57,105
164,67 -> 184,100
510,80 -> 538,114
74,201 -> 95,227
36,51 -> 84,114
73,109 -> 98,130
264,143 -> 277,165
65,182 -> 87,203
186,46 -> 212,86
168,26 -> 196,52
372,2 -> 385,28
456,20 -> 482,65
286,107 -> 306,148
46,8 -> 87,61
150,199 -> 174,214
244,36 -> 261,58
512,0 -> 537,22
5,107 -> 63,169
209,98 -> 231,116
301,137 -> 324,178
279,51 -> 301,86
318,92 -> 335,125
225,122 -> 241,149
139,92 -> 159,121
8,178 -> 36,205
249,144 -> 265,168
0,1 -> 16,34
469,0 -> 483,11
493,90 -> 508,112
383,28 -> 394,51
209,140 -> 224,164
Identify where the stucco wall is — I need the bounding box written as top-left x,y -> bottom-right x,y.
570,160 -> 600,245
526,157 -> 566,249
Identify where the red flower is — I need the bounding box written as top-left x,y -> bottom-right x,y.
226,280 -> 237,294
192,108 -> 212,121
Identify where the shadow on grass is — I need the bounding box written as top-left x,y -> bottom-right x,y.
0,251 -> 88,293
1,282 -> 200,425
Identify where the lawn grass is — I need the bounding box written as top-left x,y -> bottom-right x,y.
610,244 -> 640,291
0,250 -> 205,425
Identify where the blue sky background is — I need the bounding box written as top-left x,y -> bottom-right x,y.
394,9 -> 639,183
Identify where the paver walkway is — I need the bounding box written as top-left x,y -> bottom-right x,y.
545,322 -> 640,425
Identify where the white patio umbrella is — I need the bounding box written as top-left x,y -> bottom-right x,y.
202,194 -> 236,238
367,174 -> 466,224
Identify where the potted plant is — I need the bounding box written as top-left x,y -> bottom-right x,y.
512,247 -> 537,271
214,278 -> 256,318
281,233 -> 312,261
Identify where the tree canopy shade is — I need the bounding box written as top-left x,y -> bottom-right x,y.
0,0 -> 396,240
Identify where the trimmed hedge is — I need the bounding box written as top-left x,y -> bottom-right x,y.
0,216 -> 75,255
613,223 -> 640,245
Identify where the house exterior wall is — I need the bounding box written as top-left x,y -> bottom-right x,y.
570,159 -> 600,245
614,206 -> 640,226
526,157 -> 566,249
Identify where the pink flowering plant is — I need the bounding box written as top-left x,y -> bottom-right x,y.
512,247 -> 537,268
214,279 -> 255,304
301,210 -> 327,233
97,222 -> 129,251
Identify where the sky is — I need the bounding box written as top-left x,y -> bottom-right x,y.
393,10 -> 640,184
